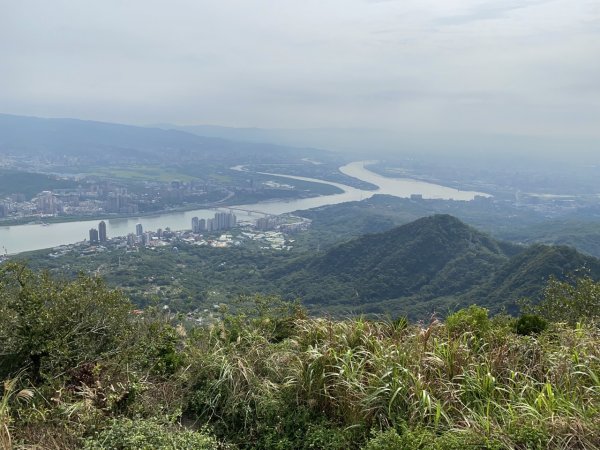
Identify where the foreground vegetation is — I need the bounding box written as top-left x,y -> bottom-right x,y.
1,263 -> 600,449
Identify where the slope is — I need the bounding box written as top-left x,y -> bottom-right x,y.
269,215 -> 600,317
0,113 -> 325,164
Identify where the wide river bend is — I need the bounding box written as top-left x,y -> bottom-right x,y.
0,161 -> 489,254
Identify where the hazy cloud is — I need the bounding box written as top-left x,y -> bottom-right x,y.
0,0 -> 599,142
434,0 -> 549,25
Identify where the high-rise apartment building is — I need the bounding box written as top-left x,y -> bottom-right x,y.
37,191 -> 58,214
89,228 -> 99,243
98,221 -> 107,242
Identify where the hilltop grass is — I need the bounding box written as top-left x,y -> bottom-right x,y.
1,264 -> 600,449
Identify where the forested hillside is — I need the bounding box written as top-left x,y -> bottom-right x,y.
270,215 -> 600,317
2,263 -> 600,449
23,215 -> 600,320
295,194 -> 600,259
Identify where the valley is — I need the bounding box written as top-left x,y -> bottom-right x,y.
3,2 -> 600,447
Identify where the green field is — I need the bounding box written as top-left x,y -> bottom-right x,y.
82,165 -> 201,182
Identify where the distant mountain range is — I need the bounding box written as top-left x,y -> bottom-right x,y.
152,123 -> 382,155
152,123 -> 600,165
0,114 -> 327,164
267,215 -> 600,318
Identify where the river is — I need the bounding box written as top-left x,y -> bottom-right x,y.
0,161 -> 489,254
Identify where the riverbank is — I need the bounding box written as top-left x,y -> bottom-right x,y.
0,162 -> 491,255
0,187 -> 341,227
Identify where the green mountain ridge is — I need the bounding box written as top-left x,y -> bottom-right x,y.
295,193 -> 600,259
268,215 -> 600,317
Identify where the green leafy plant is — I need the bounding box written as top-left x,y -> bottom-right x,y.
514,314 -> 547,335
445,305 -> 490,337
525,275 -> 600,325
0,262 -> 133,382
83,418 -> 217,450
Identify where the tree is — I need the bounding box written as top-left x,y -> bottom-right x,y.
0,262 -> 133,381
525,275 -> 600,325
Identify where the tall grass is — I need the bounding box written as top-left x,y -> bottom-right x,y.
185,314 -> 600,448
0,375 -> 34,450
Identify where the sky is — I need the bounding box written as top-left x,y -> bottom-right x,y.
1,0 -> 599,142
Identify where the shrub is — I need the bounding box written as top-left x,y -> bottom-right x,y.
132,321 -> 186,376
363,427 -> 443,449
434,429 -> 503,450
507,422 -> 549,450
304,423 -> 355,449
515,314 -> 548,335
527,275 -> 600,325
363,428 -> 406,450
445,305 -> 490,337
83,417 -> 218,450
0,263 -> 133,381
364,428 -> 505,450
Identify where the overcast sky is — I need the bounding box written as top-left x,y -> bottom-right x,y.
1,0 -> 599,140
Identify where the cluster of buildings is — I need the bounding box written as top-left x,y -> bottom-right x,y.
191,212 -> 237,233
0,186 -> 139,220
241,230 -> 291,250
254,214 -> 311,233
51,210 -> 314,260
88,220 -> 108,244
0,179 -> 225,222
78,209 -> 310,255
0,191 -> 63,218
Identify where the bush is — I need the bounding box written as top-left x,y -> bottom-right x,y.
0,263 -> 133,381
363,428 -> 406,449
508,422 -> 549,450
515,314 -> 548,335
132,320 -> 186,376
434,429 -> 503,450
304,423 -> 355,449
445,305 -> 490,337
363,428 -> 504,450
527,275 -> 600,325
83,418 -> 218,450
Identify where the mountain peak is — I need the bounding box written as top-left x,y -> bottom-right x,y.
272,214 -> 600,318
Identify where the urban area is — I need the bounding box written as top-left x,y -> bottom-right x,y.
42,210 -> 312,259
